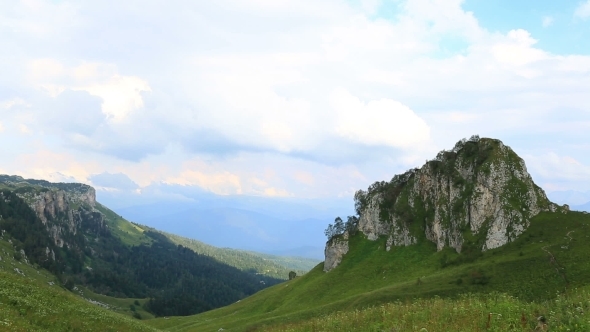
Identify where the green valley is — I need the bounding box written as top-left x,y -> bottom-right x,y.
3,138 -> 590,332
147,210 -> 590,331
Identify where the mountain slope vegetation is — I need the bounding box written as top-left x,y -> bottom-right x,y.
0,175 -> 285,317
147,210 -> 590,331
0,232 -> 158,331
3,137 -> 590,331
160,230 -> 318,279
147,138 -> 590,331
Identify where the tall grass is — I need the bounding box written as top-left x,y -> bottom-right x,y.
266,289 -> 590,332
0,270 -> 159,331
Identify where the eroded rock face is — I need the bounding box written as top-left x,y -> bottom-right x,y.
16,186 -> 106,249
325,137 -> 563,272
323,232 -> 349,272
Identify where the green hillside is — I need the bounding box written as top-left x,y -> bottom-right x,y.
147,210 -> 590,331
0,174 -> 323,322
160,230 -> 318,279
0,177 -> 284,318
0,234 -> 158,331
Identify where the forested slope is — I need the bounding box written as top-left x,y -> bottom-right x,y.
0,175 -> 283,317
160,230 -> 319,280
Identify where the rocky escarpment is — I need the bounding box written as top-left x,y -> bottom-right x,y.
22,188 -> 107,248
324,137 -> 566,272
0,176 -> 108,249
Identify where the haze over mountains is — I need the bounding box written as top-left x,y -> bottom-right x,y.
93,179 -> 354,260
546,190 -> 590,209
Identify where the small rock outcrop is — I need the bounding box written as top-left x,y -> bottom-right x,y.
324,232 -> 349,272
324,137 -> 564,271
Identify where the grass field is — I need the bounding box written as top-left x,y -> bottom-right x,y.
264,289 -> 590,331
0,233 -> 159,332
2,209 -> 590,331
147,210 -> 590,331
95,203 -> 153,247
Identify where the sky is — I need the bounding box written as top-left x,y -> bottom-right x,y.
1,0 -> 590,205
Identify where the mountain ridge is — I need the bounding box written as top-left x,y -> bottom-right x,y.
324,136 -> 568,271
149,137 -> 590,331
0,175 -> 316,318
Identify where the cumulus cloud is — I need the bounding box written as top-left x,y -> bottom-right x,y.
1,0 -> 590,197
525,152 -> 590,192
330,88 -> 430,148
491,29 -> 548,67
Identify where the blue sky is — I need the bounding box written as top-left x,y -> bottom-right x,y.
1,0 -> 590,206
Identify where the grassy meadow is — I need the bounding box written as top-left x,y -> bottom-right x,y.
2,209 -> 590,331
147,210 -> 590,331
264,289 -> 590,331
0,233 -> 159,332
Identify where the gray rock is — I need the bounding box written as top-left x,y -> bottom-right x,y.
324,232 -> 349,272
324,138 -> 563,271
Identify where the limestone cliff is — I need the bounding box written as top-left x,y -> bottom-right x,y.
324,137 -> 565,272
323,232 -> 349,272
0,175 -> 108,249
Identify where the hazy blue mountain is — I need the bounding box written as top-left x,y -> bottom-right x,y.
572,201 -> 590,213
112,206 -> 327,259
96,183 -> 354,260
547,190 -> 590,206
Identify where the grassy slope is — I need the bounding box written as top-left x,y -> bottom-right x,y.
148,210 -> 590,331
95,203 -> 153,247
0,235 -> 159,331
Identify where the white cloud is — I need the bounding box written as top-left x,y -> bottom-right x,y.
491,29 -> 548,67
526,152 -> 590,182
575,0 -> 590,19
2,0 -> 590,197
330,88 -> 430,148
26,59 -> 151,122
542,16 -> 554,27
74,75 -> 151,122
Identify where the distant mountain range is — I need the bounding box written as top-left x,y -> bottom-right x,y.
96,187 -> 355,260
546,190 -> 590,207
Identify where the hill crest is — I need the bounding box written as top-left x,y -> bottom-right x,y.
325,136 -> 569,271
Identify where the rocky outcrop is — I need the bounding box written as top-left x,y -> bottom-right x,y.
324,137 -> 564,272
14,184 -> 107,249
324,232 -> 349,272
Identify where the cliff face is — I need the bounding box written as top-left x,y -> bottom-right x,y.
21,187 -> 106,248
0,176 -> 108,249
324,137 -> 565,272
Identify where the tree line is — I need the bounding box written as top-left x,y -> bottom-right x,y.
0,188 -> 282,317
324,216 -> 359,240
